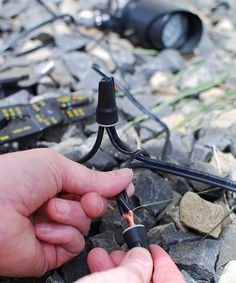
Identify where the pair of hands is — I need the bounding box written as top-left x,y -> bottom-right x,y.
0,149 -> 185,282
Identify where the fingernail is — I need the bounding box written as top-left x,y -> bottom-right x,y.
55,199 -> 70,216
36,224 -> 52,234
95,194 -> 104,215
127,247 -> 152,266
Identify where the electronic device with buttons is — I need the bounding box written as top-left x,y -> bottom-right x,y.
0,94 -> 95,148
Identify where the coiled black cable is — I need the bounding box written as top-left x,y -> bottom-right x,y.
78,126 -> 104,163
0,14 -> 75,54
108,126 -> 236,193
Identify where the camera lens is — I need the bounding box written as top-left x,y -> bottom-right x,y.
162,14 -> 188,48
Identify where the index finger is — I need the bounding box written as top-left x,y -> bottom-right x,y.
59,153 -> 133,197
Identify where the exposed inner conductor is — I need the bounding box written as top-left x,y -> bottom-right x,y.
123,210 -> 135,227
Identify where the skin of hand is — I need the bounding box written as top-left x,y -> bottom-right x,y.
0,148 -> 134,278
77,245 -> 186,283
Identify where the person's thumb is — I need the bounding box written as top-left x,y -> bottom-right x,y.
77,247 -> 153,283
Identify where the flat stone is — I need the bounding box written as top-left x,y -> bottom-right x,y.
180,192 -> 225,238
217,224 -> 236,269
218,260 -> 236,283
116,93 -> 161,120
169,239 -> 220,281
190,144 -> 213,162
63,52 -> 93,81
198,127 -> 231,152
46,271 -> 65,283
52,137 -> 83,161
0,90 -> 30,107
190,161 -> 222,192
133,208 -> 157,229
148,223 -> 173,246
89,230 -> 120,253
134,169 -> 173,216
55,34 -> 87,52
181,270 -> 197,283
60,248 -> 90,282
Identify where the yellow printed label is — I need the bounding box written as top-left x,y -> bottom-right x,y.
39,101 -> 46,107
2,109 -> 9,118
66,109 -> 74,118
15,107 -> 22,116
51,117 -> 57,124
32,104 -> 41,112
35,114 -> 43,123
0,135 -> 9,141
57,96 -> 70,103
8,108 -> 15,117
12,125 -> 31,134
43,119 -> 50,126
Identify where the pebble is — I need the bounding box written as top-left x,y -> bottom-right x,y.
179,192 -> 225,238
133,169 -> 173,216
169,239 -> 220,281
217,224 -> 236,269
218,260 -> 236,283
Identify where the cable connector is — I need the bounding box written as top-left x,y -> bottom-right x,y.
96,77 -> 118,127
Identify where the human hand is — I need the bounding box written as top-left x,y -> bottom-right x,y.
77,245 -> 186,283
0,149 -> 133,277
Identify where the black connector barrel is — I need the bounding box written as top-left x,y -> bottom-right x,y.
123,224 -> 150,251
96,77 -> 118,127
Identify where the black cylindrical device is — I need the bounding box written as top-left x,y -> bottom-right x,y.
96,77 -> 118,127
123,224 -> 150,251
113,0 -> 203,53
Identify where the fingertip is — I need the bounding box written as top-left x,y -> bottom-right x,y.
150,244 -> 186,283
80,192 -> 108,218
88,248 -> 115,272
126,183 -> 135,197
110,250 -> 126,266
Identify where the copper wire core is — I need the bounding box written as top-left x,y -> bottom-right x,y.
123,210 -> 135,227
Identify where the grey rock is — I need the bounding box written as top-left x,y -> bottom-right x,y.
180,192 -> 225,238
84,122 -> 99,135
177,54 -> 228,90
63,52 -> 93,82
86,149 -> 118,170
0,0 -> 29,19
46,271 -> 65,283
90,230 -> 120,253
197,127 -> 231,152
142,132 -> 193,165
191,144 -> 213,163
181,270 -> 197,283
148,223 -> 173,246
139,49 -> 185,78
161,225 -> 202,249
133,208 -> 157,229
50,60 -> 75,87
55,34 -> 87,52
52,137 -> 84,161
169,239 -> 220,281
217,225 -> 236,269
116,93 -> 161,119
218,260 -> 236,283
156,192 -> 187,231
190,161 -> 222,191
134,170 -> 173,216
60,249 -> 90,282
0,90 -> 30,107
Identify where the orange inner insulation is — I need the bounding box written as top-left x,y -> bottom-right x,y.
123,210 -> 135,227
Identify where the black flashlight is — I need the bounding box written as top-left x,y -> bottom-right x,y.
112,0 -> 203,53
